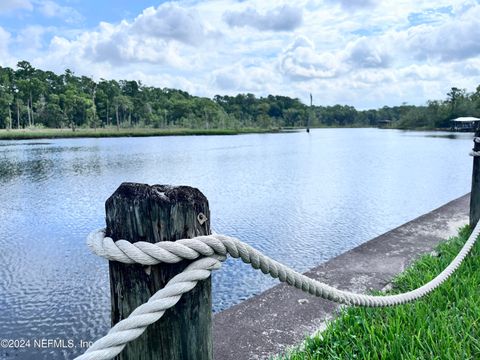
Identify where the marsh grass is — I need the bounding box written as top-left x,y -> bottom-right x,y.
0,127 -> 279,140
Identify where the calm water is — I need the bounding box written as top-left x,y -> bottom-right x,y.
0,129 -> 474,359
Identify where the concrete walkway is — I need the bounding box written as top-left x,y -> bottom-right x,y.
213,194 -> 470,360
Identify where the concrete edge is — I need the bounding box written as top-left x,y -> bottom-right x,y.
213,194 -> 470,360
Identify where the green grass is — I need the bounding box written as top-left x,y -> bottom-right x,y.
0,127 -> 280,140
281,226 -> 480,360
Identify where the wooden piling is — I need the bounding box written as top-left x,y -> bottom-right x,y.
105,182 -> 212,360
470,133 -> 480,228
307,93 -> 312,133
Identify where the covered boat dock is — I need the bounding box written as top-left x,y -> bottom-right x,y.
451,117 -> 480,132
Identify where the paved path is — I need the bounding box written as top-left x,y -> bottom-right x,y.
213,194 -> 470,360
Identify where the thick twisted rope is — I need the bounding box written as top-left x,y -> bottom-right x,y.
76,222 -> 480,360
86,224 -> 480,307
470,137 -> 480,156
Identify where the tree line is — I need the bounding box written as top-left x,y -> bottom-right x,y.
0,61 -> 479,131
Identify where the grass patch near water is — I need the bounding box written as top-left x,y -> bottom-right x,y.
282,226 -> 480,360
0,127 -> 279,140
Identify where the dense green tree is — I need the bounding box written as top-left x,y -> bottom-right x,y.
0,68 -> 14,129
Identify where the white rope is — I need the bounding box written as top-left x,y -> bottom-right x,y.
470,137 -> 480,156
470,150 -> 480,157
76,222 -> 480,360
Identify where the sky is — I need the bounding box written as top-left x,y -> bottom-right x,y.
0,0 -> 480,109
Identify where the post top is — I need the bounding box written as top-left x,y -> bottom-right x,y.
105,182 -> 210,243
108,182 -> 208,206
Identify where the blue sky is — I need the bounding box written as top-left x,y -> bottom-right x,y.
0,1 -> 158,28
1,0 -> 480,109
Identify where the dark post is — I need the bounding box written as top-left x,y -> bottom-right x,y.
307,93 -> 312,133
105,183 -> 212,360
470,133 -> 480,228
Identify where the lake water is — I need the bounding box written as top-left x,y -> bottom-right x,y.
0,128 -> 474,359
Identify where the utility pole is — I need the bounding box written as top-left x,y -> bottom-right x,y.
307,93 -> 312,133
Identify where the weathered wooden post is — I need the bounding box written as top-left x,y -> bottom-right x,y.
470,133 -> 480,228
105,182 -> 212,360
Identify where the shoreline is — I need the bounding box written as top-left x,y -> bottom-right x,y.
0,126 -> 466,141
0,127 -> 282,141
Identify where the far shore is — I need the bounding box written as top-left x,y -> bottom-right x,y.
0,125 -> 466,141
0,127 -> 283,140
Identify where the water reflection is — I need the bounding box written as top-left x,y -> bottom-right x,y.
0,142 -> 52,147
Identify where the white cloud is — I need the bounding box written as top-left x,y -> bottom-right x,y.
0,27 -> 13,66
399,64 -> 442,81
278,34 -> 391,82
406,5 -> 480,62
346,37 -> 391,68
279,36 -> 345,80
0,29 -> 11,53
15,25 -> 52,52
213,62 -> 277,92
457,58 -> 480,76
224,5 -> 303,31
132,4 -> 215,45
324,0 -> 378,11
0,0 -> 83,23
0,0 -> 32,13
88,21 -> 177,65
36,0 -> 84,24
351,69 -> 396,84
49,2 -> 218,67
